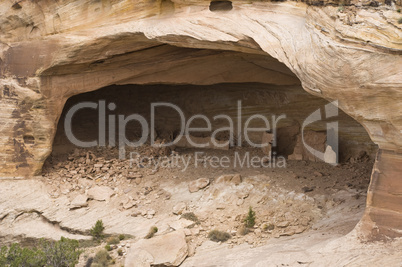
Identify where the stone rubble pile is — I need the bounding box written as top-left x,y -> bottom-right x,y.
40,145 -> 371,266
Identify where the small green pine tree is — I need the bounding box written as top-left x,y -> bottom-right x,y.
90,220 -> 105,239
244,207 -> 256,228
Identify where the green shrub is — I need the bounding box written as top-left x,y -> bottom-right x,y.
0,237 -> 81,267
244,207 -> 256,228
398,17 -> 402,24
41,237 -> 81,267
181,212 -> 200,224
92,249 -> 111,267
118,234 -> 125,241
104,244 -> 112,251
0,246 -> 6,266
397,9 -> 401,13
0,243 -> 46,267
145,226 -> 158,239
262,223 -> 274,231
208,230 -> 231,242
90,220 -> 105,239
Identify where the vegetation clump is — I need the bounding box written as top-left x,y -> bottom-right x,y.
0,237 -> 81,267
244,207 -> 256,228
208,230 -> 231,242
238,225 -> 249,236
106,236 -> 120,245
262,223 -> 275,231
90,220 -> 105,240
144,226 -> 158,239
0,243 -> 46,267
41,237 -> 81,267
181,212 -> 200,224
117,249 -> 123,256
92,249 -> 112,267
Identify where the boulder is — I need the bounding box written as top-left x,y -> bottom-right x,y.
125,230 -> 188,266
70,194 -> 88,209
215,174 -> 242,185
172,202 -> 187,215
215,175 -> 233,183
147,209 -> 156,216
87,186 -> 115,201
324,145 -> 337,165
231,174 -> 242,185
169,219 -> 195,230
276,221 -> 290,228
125,249 -> 153,267
123,200 -> 136,210
188,178 -> 210,193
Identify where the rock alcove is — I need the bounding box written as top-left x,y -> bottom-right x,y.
52,82 -> 376,162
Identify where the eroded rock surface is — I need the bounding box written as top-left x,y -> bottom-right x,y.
125,230 -> 188,267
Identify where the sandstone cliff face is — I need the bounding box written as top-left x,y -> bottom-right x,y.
0,0 -> 401,239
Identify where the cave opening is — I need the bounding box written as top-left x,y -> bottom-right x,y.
49,82 -> 377,163
44,82 -> 376,204
41,46 -> 378,242
209,1 -> 233,12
